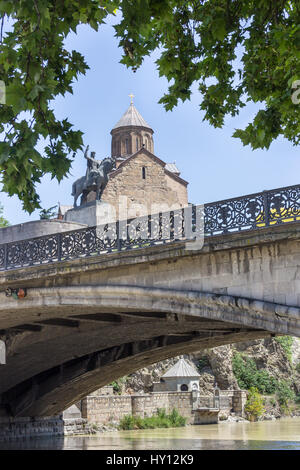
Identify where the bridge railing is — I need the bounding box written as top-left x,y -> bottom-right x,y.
0,183 -> 299,271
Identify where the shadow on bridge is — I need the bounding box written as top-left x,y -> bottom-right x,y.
0,284 -> 298,417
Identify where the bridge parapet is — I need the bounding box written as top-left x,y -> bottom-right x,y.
0,183 -> 299,271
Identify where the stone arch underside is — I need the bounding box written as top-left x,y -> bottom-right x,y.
0,284 -> 299,417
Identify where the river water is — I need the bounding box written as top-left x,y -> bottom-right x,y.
1,417 -> 300,450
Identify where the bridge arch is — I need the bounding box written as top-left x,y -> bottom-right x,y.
0,284 -> 299,417
1,284 -> 299,336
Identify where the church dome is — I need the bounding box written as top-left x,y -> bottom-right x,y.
162,358 -> 200,378
111,100 -> 154,158
112,103 -> 153,131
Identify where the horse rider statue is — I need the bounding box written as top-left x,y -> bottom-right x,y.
85,146 -> 99,177
71,146 -> 116,207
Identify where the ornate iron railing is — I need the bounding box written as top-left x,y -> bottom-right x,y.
0,184 -> 299,271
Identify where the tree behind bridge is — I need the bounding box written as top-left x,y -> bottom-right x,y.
0,203 -> 9,227
0,1 -> 299,213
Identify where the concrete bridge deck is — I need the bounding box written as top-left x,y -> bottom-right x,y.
0,184 -> 299,417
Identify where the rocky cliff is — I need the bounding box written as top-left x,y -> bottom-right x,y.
117,337 -> 300,418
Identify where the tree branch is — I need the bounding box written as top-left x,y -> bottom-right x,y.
0,15 -> 5,43
33,0 -> 41,31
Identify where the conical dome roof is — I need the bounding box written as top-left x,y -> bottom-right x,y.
162,358 -> 200,378
112,103 -> 152,130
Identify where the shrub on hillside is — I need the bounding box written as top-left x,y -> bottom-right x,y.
232,352 -> 277,394
118,408 -> 187,430
276,380 -> 296,407
275,336 -> 293,364
244,387 -> 266,421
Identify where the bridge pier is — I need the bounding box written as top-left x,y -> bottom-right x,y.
194,409 -> 219,425
0,414 -> 64,442
0,404 -> 90,441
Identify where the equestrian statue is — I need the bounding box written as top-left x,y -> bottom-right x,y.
71,146 -> 116,207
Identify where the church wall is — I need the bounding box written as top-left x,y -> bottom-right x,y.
101,151 -> 188,220
164,173 -> 188,209
111,128 -> 154,157
153,377 -> 200,392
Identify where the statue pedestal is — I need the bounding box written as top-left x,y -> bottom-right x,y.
64,201 -> 116,227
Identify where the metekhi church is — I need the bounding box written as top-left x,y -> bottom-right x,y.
60,98 -> 189,224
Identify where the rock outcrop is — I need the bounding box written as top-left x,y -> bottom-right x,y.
119,337 -> 300,418
206,345 -> 239,390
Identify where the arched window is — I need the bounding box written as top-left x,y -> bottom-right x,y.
125,138 -> 129,154
142,167 -> 146,179
180,384 -> 188,392
136,137 -> 139,151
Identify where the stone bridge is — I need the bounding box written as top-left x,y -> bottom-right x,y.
0,184 -> 299,417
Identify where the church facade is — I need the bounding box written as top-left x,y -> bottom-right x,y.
89,101 -> 188,220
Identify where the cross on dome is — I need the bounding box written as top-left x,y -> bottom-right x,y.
112,100 -> 152,130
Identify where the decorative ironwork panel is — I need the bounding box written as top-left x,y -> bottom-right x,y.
0,245 -> 5,269
268,186 -> 300,225
185,205 -> 205,240
95,223 -> 118,251
204,194 -> 265,235
0,184 -> 299,271
161,212 -> 172,240
120,216 -> 151,250
6,235 -> 59,268
150,213 -> 162,242
173,209 -> 184,240
61,224 -> 118,260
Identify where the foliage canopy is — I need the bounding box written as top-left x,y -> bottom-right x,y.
244,387 -> 265,420
275,336 -> 293,364
276,379 -> 296,406
119,407 -> 187,430
0,202 -> 9,226
232,351 -> 278,394
39,204 -> 57,220
0,1 -> 299,212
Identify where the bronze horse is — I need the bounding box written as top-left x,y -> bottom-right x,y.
72,148 -> 116,207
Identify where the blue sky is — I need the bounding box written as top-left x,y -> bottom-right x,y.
1,16 -> 299,226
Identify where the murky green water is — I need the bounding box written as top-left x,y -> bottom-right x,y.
1,417 -> 300,450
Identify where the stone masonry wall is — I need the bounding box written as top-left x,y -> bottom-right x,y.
164,392 -> 194,423
0,219 -> 86,244
101,151 -> 188,220
0,415 -> 64,442
81,390 -> 246,426
82,392 -> 194,425
131,392 -> 193,422
0,393 -> 247,440
81,395 -> 132,425
111,127 -> 154,157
